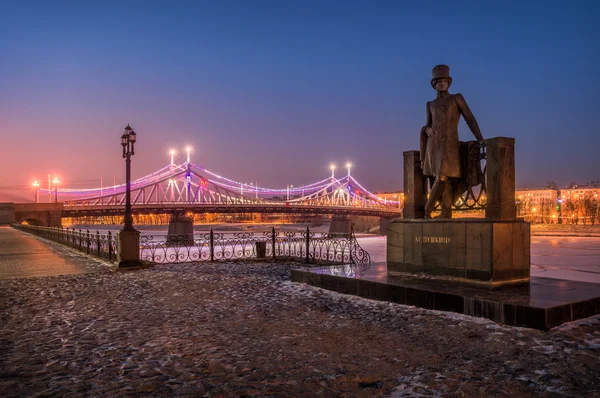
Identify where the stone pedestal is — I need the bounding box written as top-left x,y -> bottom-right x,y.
167,213 -> 194,245
117,230 -> 143,267
403,151 -> 427,219
387,219 -> 530,287
328,215 -> 352,235
379,217 -> 396,236
485,137 -> 516,220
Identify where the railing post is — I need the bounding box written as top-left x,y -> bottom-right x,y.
86,230 -> 91,254
305,226 -> 310,264
210,228 -> 214,262
108,231 -> 113,260
96,231 -> 100,257
78,229 -> 82,252
272,227 -> 276,260
349,226 -> 354,264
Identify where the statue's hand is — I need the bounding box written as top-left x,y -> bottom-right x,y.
420,162 -> 424,170
425,127 -> 435,137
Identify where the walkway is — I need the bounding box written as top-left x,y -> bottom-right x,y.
0,226 -> 111,280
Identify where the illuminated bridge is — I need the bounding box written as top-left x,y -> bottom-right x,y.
37,161 -> 403,220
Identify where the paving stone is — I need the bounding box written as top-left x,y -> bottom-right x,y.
0,260 -> 598,396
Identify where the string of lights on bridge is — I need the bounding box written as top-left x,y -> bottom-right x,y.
31,147 -> 400,206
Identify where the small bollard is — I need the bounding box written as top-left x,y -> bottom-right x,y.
255,241 -> 267,259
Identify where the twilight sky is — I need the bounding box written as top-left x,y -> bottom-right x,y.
1,0 -> 598,202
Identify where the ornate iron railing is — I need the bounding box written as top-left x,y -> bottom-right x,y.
11,224 -> 117,261
139,227 -> 371,268
11,224 -> 371,272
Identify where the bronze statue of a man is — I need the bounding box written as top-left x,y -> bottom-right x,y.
420,65 -> 485,218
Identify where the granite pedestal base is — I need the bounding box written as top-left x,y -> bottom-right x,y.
387,219 -> 530,287
292,263 -> 600,331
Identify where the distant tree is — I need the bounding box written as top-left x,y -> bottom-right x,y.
563,198 -> 577,224
539,198 -> 553,224
583,193 -> 599,225
545,181 -> 558,190
567,181 -> 578,189
516,198 -> 524,217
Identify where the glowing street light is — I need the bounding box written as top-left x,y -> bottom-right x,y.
120,124 -> 137,231
330,164 -> 336,181
118,124 -> 143,268
186,146 -> 192,163
51,177 -> 60,203
346,162 -> 352,177
32,180 -> 40,203
287,184 -> 294,201
169,149 -> 176,166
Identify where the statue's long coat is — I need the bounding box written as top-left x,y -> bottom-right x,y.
420,92 -> 483,179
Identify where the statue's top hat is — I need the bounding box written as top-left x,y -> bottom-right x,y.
431,64 -> 452,89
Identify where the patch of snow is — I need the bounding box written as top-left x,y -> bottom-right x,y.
553,314 -> 600,331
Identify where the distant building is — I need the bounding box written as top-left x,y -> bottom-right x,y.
560,185 -> 600,200
516,184 -> 600,223
515,187 -> 559,222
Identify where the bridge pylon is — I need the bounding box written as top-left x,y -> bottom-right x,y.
167,212 -> 194,245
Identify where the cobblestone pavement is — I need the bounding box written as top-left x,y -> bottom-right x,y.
0,226 -> 111,280
1,262 -> 599,397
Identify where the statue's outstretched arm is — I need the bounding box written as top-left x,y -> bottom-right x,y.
456,93 -> 484,143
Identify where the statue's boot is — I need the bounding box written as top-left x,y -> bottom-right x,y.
424,179 -> 447,218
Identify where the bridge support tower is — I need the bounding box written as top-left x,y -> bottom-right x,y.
328,215 -> 352,236
167,212 -> 195,245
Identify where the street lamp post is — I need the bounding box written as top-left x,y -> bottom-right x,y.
118,124 -> 143,267
52,177 -> 60,203
32,180 -> 40,203
330,164 -> 336,182
121,124 -> 137,231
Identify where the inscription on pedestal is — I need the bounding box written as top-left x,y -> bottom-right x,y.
415,236 -> 452,244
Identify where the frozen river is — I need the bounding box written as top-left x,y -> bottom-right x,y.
356,235 -> 600,284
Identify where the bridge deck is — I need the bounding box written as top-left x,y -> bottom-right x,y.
0,226 -> 110,279
62,203 -> 402,218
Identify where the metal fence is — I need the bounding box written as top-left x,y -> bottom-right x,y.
11,224 -> 371,273
11,224 -> 117,261
140,227 -> 370,270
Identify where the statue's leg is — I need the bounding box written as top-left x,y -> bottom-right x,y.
439,182 -> 453,218
424,176 -> 447,218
